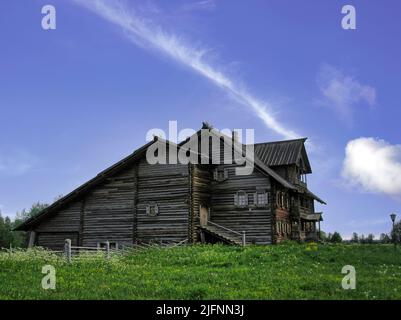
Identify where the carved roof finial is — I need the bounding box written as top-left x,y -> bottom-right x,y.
202,121 -> 213,130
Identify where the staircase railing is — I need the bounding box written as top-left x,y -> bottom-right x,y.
207,221 -> 246,246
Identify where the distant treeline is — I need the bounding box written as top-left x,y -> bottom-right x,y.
319,226 -> 401,244
0,202 -> 48,248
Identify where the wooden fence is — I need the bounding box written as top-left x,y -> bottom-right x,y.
63,238 -> 189,263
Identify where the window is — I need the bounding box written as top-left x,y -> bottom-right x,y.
276,191 -> 290,209
97,241 -> 119,250
234,190 -> 248,207
276,191 -> 281,207
300,197 -> 309,208
146,202 -> 159,216
282,194 -> 289,209
238,193 -> 247,206
254,191 -> 268,207
277,221 -> 283,235
214,168 -> 229,182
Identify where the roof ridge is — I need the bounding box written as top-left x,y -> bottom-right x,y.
252,137 -> 308,145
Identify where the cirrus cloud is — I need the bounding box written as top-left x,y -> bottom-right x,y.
317,64 -> 376,125
72,0 -> 300,140
342,137 -> 401,196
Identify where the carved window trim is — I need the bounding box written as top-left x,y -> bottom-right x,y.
213,168 -> 229,182
146,202 -> 159,216
234,190 -> 248,208
276,191 -> 290,209
254,190 -> 269,207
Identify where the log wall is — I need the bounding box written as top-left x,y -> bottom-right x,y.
210,164 -> 273,244
136,158 -> 190,243
81,165 -> 136,247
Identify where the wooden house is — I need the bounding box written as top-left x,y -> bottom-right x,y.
16,124 -> 325,249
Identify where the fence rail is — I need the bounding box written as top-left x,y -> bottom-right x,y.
64,239 -> 110,263
63,238 -> 189,263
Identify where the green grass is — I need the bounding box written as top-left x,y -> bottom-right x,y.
1,243 -> 401,299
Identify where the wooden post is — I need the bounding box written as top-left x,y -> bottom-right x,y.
242,231 -> 246,247
28,231 -> 36,248
79,199 -> 86,246
200,230 -> 205,244
105,241 -> 110,259
393,220 -> 396,252
65,239 -> 71,263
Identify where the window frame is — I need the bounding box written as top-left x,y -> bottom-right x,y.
97,241 -> 119,250
146,202 -> 159,216
254,190 -> 269,207
234,190 -> 248,208
214,168 -> 229,182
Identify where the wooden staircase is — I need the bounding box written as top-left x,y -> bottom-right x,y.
198,223 -> 244,246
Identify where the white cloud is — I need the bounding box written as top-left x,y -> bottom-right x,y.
342,137 -> 401,196
73,0 -> 299,140
317,64 -> 376,125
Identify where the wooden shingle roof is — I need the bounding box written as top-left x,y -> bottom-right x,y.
253,138 -> 312,173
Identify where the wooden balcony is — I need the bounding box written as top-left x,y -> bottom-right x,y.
293,179 -> 307,189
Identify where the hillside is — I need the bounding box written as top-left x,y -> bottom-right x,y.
0,243 -> 400,299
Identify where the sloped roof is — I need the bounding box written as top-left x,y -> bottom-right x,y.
15,127 -> 323,231
254,138 -> 312,173
15,139 -> 156,231
207,129 -> 297,190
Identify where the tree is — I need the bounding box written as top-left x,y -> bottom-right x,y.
380,233 -> 391,244
330,231 -> 342,243
351,232 -> 359,243
318,230 -> 327,241
0,212 -> 7,247
0,202 -> 49,249
366,234 -> 375,244
391,221 -> 401,244
0,212 -> 24,248
16,202 -> 48,221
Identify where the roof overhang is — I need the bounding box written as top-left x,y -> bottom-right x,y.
15,126 -> 316,231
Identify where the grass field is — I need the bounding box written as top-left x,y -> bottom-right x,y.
0,243 -> 401,300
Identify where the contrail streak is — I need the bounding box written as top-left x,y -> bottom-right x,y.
74,0 -> 299,139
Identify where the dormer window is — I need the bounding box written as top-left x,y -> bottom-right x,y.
213,168 -> 229,182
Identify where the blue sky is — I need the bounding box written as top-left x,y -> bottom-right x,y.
1,0 -> 401,238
